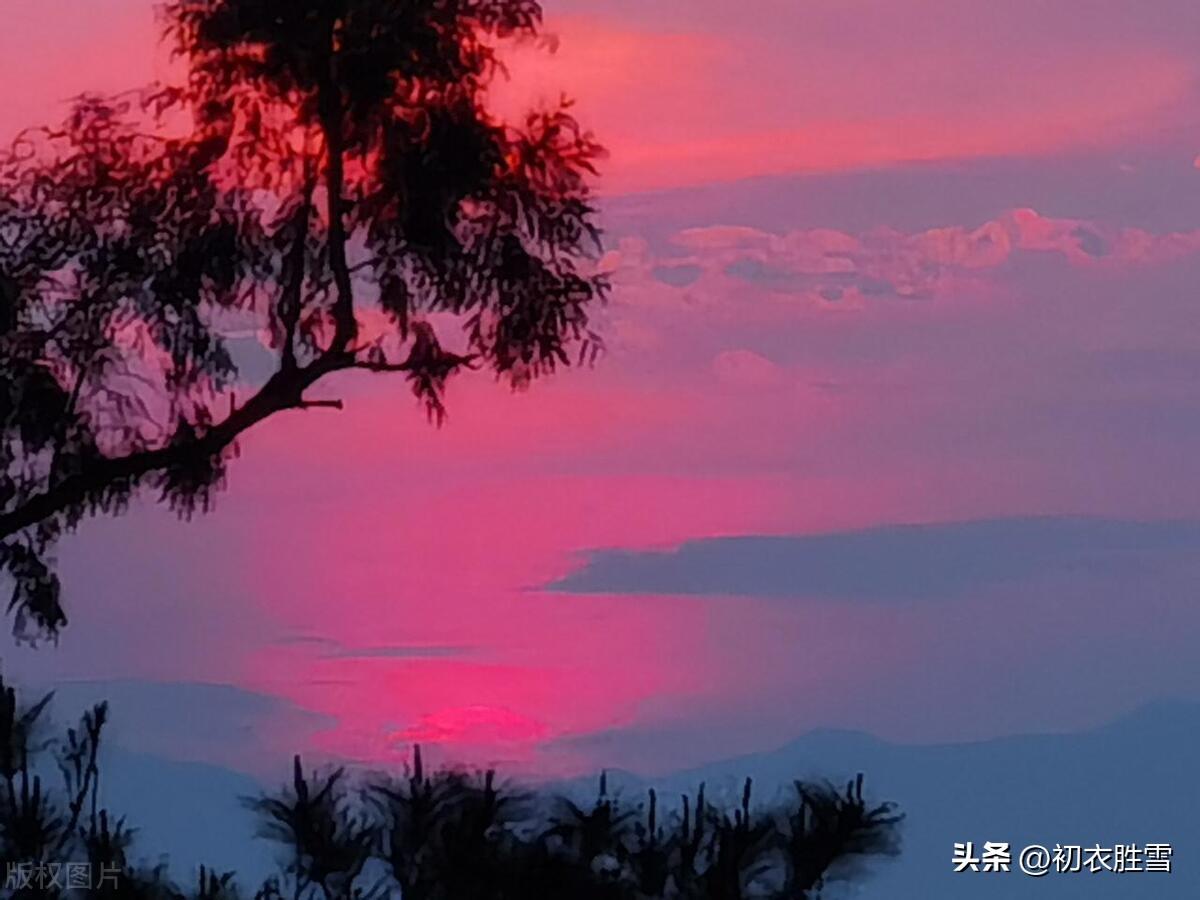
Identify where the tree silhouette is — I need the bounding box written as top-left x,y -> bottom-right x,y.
0,0 -> 607,637
0,673 -> 902,898
781,774 -> 903,896
249,759 -> 903,900
0,674 -> 208,898
245,757 -> 373,900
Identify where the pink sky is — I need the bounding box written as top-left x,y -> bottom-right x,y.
5,0 -> 1200,778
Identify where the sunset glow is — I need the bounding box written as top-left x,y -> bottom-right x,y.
4,0 -> 1200,792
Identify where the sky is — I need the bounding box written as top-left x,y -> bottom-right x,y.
3,0 -> 1200,784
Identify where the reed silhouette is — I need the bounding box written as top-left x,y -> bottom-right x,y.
0,0 -> 607,637
0,677 -> 902,899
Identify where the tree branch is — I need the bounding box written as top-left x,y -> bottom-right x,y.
353,353 -> 478,374
0,341 -> 489,541
295,398 -> 343,410
0,355 -> 347,540
318,26 -> 356,355
279,173 -> 316,372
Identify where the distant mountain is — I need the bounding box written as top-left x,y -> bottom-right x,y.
85,699 -> 1200,897
98,745 -> 274,887
579,701 -> 1200,899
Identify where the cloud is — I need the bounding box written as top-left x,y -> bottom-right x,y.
711,349 -> 786,388
326,644 -> 474,661
612,209 -> 1200,311
7,1 -> 1200,199
650,264 -> 703,287
273,634 -> 474,659
494,2 -> 1200,191
551,700 -> 1200,899
547,517 -> 1200,602
601,152 -> 1200,238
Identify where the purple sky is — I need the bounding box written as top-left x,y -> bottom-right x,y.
4,0 -> 1200,778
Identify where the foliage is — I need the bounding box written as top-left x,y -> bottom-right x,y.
0,677 -> 901,899
0,0 -> 608,638
245,752 -> 904,900
0,672 -> 231,898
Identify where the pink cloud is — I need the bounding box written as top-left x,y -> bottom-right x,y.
9,0 -> 1200,778
712,350 -> 787,389
7,2 -> 1200,197
613,210 -> 1200,316
494,10 -> 1200,192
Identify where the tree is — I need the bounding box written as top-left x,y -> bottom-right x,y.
0,0 -> 607,637
248,759 -> 903,900
0,672 -> 902,898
